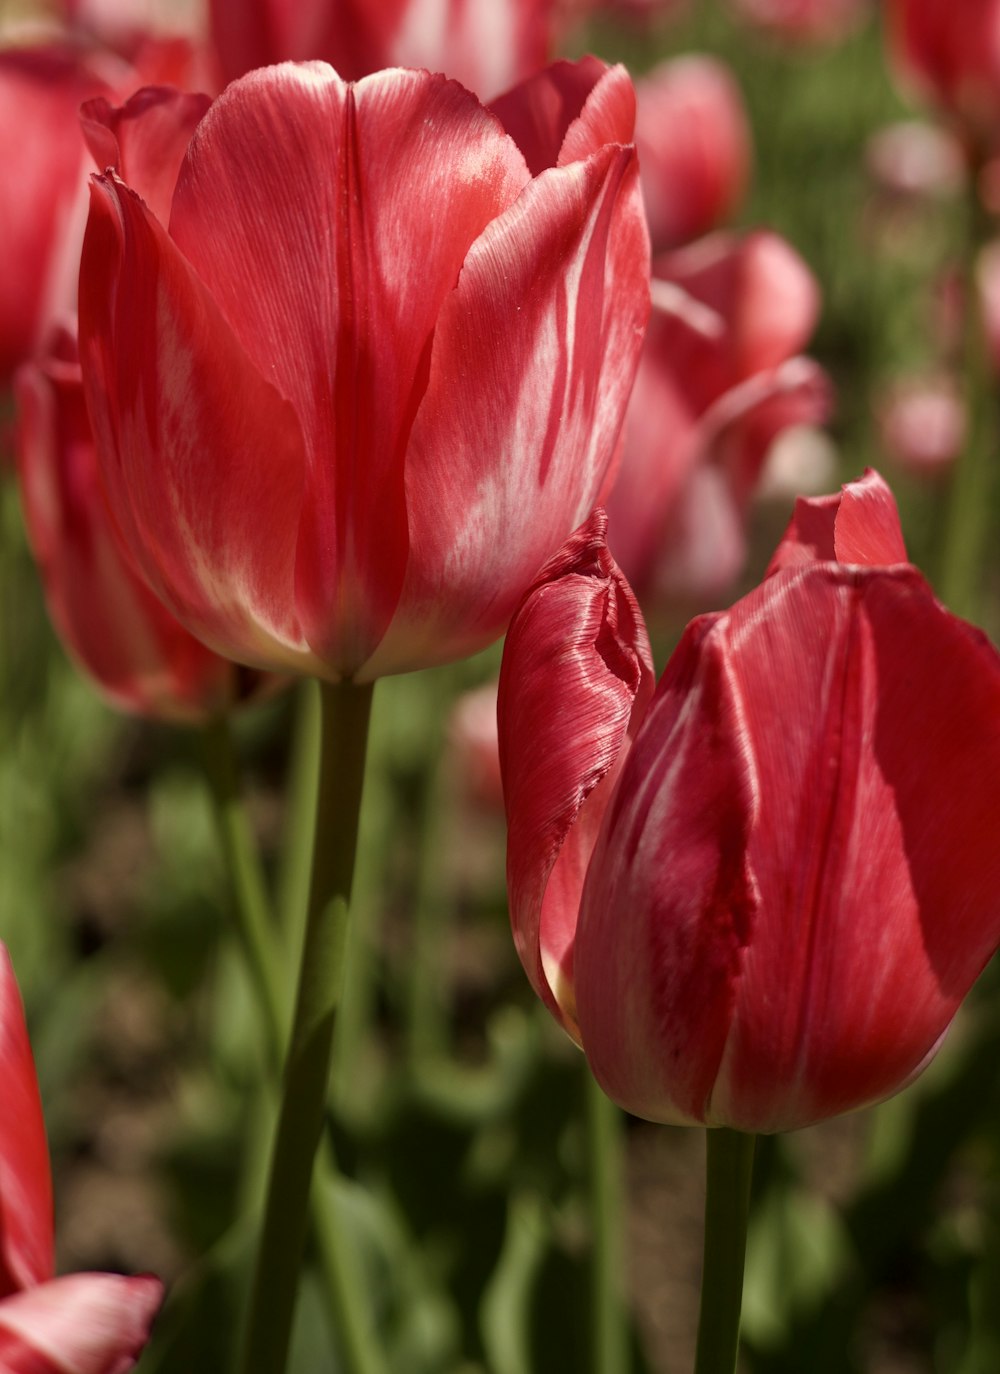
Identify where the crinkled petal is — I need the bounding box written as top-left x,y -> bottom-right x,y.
498,510 -> 654,1033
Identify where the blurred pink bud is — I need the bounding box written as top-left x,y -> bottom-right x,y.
730,0 -> 868,45
448,682 -> 504,810
876,374 -> 966,476
866,119 -> 966,200
635,55 -> 751,251
977,239 -> 1000,371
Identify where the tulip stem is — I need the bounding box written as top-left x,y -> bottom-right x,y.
586,1073 -> 630,1374
237,678 -> 375,1374
201,715 -> 288,1065
693,1128 -> 756,1374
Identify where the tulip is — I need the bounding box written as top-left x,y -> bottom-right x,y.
634,56 -> 751,252
885,0 -> 1000,145
0,38 -> 211,395
208,0 -> 560,99
79,58 -> 649,684
605,229 -> 831,607
499,475 -> 1000,1132
875,373 -> 966,476
15,321 -> 272,722
0,943 -> 162,1370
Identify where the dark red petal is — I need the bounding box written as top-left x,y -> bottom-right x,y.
574,613 -> 757,1124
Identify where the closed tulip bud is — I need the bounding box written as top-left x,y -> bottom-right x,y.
0,943 -> 162,1369
499,475 -> 1000,1132
79,58 -> 649,684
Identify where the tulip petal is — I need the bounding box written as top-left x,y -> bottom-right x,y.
714,564 -> 1000,1130
366,140 -> 649,678
575,613 -> 759,1124
490,57 -> 631,175
0,1273 -> 162,1373
0,950 -> 52,1299
81,88 -> 212,227
78,173 -> 312,672
499,511 -> 654,1033
167,62 -> 530,673
766,468 -> 909,575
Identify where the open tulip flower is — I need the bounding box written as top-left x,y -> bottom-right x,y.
0,943 -> 162,1370
499,473 -> 1000,1133
79,57 -> 649,685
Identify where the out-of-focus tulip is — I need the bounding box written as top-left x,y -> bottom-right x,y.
865,119 -> 966,201
499,477 -> 1000,1132
0,37 -> 210,394
606,229 -> 830,608
0,45 -> 114,386
79,58 -> 649,684
16,322 -> 272,722
448,681 -> 505,811
732,0 -> 868,46
0,942 -> 162,1369
635,56 -> 751,252
885,0 -> 1000,145
876,373 -> 966,476
976,239 -> 1000,372
208,0 -> 559,99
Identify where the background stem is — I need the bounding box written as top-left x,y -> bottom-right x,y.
586,1073 -> 630,1374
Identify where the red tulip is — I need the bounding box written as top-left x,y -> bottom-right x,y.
208,0 -> 560,99
16,321 -> 272,722
0,46 -> 113,387
0,943 -> 162,1369
0,38 -> 211,395
634,56 -> 751,252
499,476 -> 1000,1131
606,229 -> 830,607
79,58 -> 649,683
885,0 -> 1000,144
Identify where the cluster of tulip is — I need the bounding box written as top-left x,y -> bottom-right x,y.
2,0 -> 1000,1370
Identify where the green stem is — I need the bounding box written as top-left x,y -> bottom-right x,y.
201,715 -> 287,1066
586,1074 -> 629,1374
237,679 -> 375,1374
940,159 -> 998,622
693,1128 -> 756,1374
